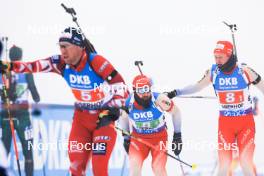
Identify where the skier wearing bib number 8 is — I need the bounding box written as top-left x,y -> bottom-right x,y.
119,74 -> 182,176
166,41 -> 264,176
0,27 -> 129,176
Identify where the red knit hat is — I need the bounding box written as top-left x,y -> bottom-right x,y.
132,75 -> 151,89
214,41 -> 233,57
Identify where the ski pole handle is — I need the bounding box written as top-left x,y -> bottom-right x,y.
60,3 -> 96,53
134,60 -> 144,75
61,3 -> 76,15
222,21 -> 238,57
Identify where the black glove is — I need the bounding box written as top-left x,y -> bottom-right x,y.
164,89 -> 178,99
32,108 -> 42,116
0,60 -> 12,74
0,166 -> 8,176
105,107 -> 120,121
96,108 -> 120,129
172,132 -> 182,156
123,134 -> 131,154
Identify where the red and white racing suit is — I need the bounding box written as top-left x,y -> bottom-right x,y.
176,63 -> 264,175
11,51 -> 128,176
119,93 -> 182,176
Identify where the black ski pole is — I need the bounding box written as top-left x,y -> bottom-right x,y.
61,3 -> 96,53
0,38 -> 3,57
1,37 -> 8,60
223,21 -> 238,58
134,60 -> 144,75
177,95 -> 217,99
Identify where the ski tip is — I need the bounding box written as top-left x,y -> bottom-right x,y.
191,164 -> 197,170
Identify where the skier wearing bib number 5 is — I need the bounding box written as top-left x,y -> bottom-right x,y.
0,27 -> 129,176
166,41 -> 264,176
119,75 -> 182,176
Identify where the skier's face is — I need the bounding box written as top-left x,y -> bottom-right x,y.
59,42 -> 83,65
214,53 -> 229,66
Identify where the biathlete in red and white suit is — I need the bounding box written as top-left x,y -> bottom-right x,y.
0,27 -> 128,176
166,41 -> 264,176
119,75 -> 182,176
